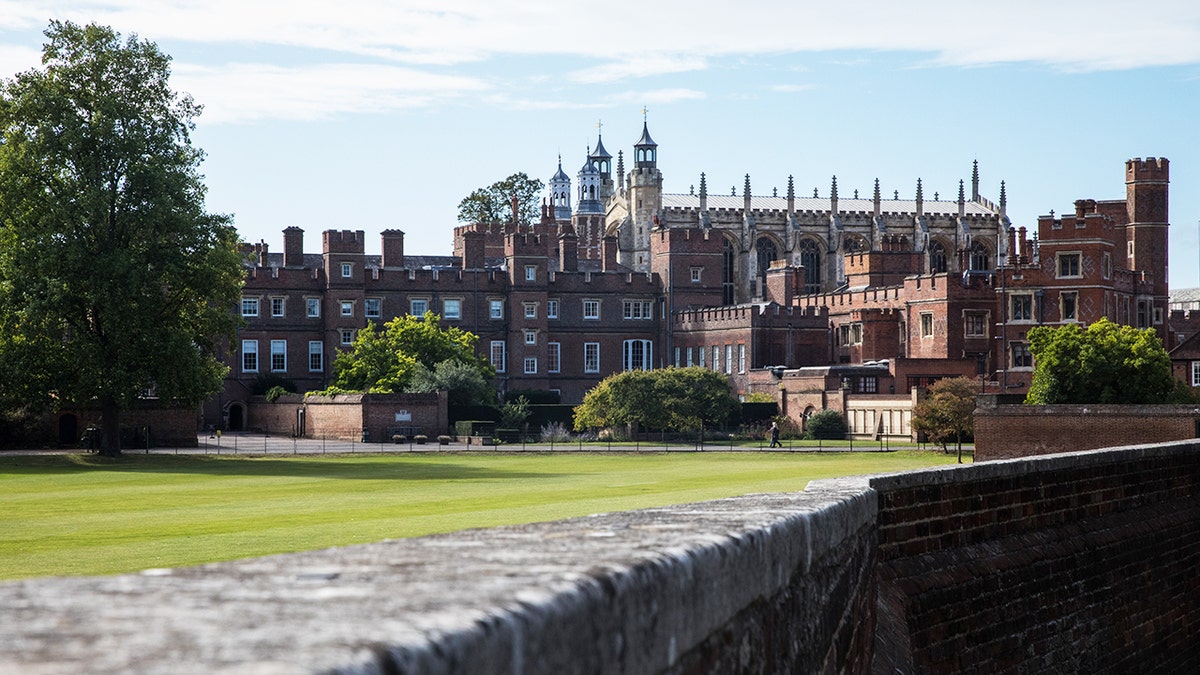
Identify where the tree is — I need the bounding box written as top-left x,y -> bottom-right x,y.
325,312 -> 493,394
0,22 -> 244,456
408,359 -> 496,407
573,367 -> 738,435
1025,318 -> 1177,405
804,410 -> 847,440
911,376 -> 977,463
457,172 -> 544,225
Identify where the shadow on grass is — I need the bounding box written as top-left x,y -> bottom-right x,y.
0,453 -> 566,481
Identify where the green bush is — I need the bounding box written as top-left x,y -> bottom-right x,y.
264,386 -> 290,403
804,409 -> 847,440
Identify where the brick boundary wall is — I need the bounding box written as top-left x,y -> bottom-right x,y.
1,442 -> 1196,673
973,400 -> 1200,460
246,392 -> 448,441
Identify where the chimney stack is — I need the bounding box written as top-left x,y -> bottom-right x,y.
381,229 -> 405,268
601,236 -> 618,272
283,227 -> 304,267
559,231 -> 579,272
461,230 -> 485,269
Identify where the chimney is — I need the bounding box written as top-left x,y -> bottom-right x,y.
764,260 -> 797,307
462,230 -> 485,269
257,241 -> 269,267
601,235 -> 618,272
381,229 -> 405,268
559,231 -> 579,272
283,227 -> 304,267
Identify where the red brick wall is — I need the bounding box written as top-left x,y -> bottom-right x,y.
246,392 -> 447,441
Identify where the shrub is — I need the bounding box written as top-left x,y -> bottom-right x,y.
804,409 -> 847,440
264,385 -> 290,403
539,421 -> 571,443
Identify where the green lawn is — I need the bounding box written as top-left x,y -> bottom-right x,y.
0,451 -> 959,580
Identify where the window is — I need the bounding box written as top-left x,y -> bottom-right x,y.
799,239 -> 821,294
524,329 -> 537,345
674,347 -> 681,367
712,345 -> 720,372
687,347 -> 694,367
306,298 -> 320,318
241,340 -> 258,372
308,341 -> 323,372
340,300 -> 353,317
410,298 -> 428,316
490,341 -> 507,373
365,298 -> 382,319
690,267 -> 703,283
965,312 -> 987,338
1192,361 -> 1200,387
859,376 -> 878,394
341,262 -> 353,278
921,313 -> 934,338
524,357 -> 538,374
525,265 -> 536,281
1061,292 -> 1078,321
929,241 -> 948,274
523,302 -> 536,319
1102,252 -> 1113,280
698,345 -> 705,368
1154,307 -> 1164,325
340,329 -> 355,345
738,344 -> 746,374
1057,253 -> 1081,278
1137,300 -> 1148,328
1011,294 -> 1033,321
725,344 -> 733,375
443,298 -> 461,320
270,297 -> 285,317
623,300 -> 653,320
624,339 -> 653,371
1011,342 -> 1032,369
584,342 -> 600,373
547,299 -> 559,319
241,297 -> 259,317
838,323 -> 863,346
583,299 -> 600,320
270,340 -> 287,372
489,299 -> 504,320
548,342 -> 561,373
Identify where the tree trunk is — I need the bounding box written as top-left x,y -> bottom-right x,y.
99,395 -> 122,457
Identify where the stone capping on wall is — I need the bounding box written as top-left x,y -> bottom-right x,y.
0,479 -> 878,675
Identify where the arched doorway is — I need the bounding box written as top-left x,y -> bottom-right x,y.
58,413 -> 79,446
226,402 -> 245,431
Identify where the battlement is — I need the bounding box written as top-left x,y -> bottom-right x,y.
1126,157 -> 1169,182
504,232 -> 548,258
322,229 -> 366,254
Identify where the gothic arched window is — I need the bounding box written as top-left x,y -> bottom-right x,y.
799,239 -> 821,294
756,237 -> 779,299
929,241 -> 948,274
722,237 -> 737,305
970,241 -> 990,271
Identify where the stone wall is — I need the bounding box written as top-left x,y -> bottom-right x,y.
1,442 -> 1197,673
974,397 -> 1200,460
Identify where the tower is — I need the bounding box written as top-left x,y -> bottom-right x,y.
624,115 -> 663,272
589,128 -> 614,202
1125,158 -> 1170,334
574,147 -> 606,261
548,155 -> 572,222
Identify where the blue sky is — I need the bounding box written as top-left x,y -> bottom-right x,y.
3,2 -> 1200,286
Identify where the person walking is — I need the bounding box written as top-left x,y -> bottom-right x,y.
769,421 -> 781,448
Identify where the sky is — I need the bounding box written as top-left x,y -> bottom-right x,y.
2,1 -> 1200,286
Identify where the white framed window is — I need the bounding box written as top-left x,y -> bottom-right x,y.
920,313 -> 934,338
306,297 -> 320,318
624,339 -> 653,371
524,357 -> 538,374
308,341 -> 323,372
341,262 -> 353,278
1061,292 -> 1078,322
340,300 -> 353,317
340,329 -> 354,346
584,342 -> 600,373
490,341 -> 507,373
241,340 -> 258,372
524,265 -> 536,281
270,340 -> 287,372
697,346 -> 705,368
1191,361 -> 1200,387
1057,252 -> 1081,279
443,298 -> 462,320
583,299 -> 600,320
365,298 -> 382,319
548,342 -> 561,373
690,267 -> 702,283
524,329 -> 537,345
270,297 -> 285,317
1011,294 -> 1033,322
241,297 -> 259,317
738,343 -> 746,374
490,299 -> 504,320
725,344 -> 733,375
622,300 -> 653,320
712,345 -> 720,372
524,302 -> 537,319
687,347 -> 694,366
547,299 -> 559,319
410,298 -> 428,316
674,347 -> 681,367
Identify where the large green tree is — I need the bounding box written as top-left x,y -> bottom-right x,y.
573,367 -> 738,434
0,21 -> 243,456
457,172 -> 544,226
327,312 -> 494,395
1025,318 -> 1177,405
911,376 -> 977,463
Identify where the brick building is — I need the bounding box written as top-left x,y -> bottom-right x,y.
210,120 -> 1172,438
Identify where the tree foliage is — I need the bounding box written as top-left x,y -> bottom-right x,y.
408,359 -> 495,407
0,22 -> 244,456
456,172 -> 544,225
911,376 -> 977,463
326,312 -> 493,395
573,367 -> 738,433
804,409 -> 847,440
1025,318 -> 1177,405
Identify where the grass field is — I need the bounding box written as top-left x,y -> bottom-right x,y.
0,450 -> 960,580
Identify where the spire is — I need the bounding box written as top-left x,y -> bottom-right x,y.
590,122 -> 612,176
873,178 -> 881,218
743,174 -> 752,210
957,179 -> 965,218
786,175 -> 795,214
971,160 -> 980,201
830,175 -> 839,213
999,180 -> 1007,217
699,172 -> 711,228
634,110 -> 657,169
916,178 -> 924,217
616,150 -> 625,190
